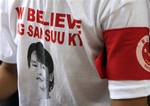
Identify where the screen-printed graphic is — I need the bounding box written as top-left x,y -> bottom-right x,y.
27,42 -> 54,99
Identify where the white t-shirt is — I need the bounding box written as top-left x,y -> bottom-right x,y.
1,0 -> 150,106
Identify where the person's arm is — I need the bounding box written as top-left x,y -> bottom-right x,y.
99,0 -> 150,105
111,97 -> 147,106
0,62 -> 17,101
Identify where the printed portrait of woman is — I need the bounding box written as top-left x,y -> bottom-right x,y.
27,42 -> 54,99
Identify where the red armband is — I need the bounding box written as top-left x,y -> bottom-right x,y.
95,27 -> 150,80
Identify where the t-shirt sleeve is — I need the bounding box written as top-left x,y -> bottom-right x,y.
0,0 -> 17,63
95,0 -> 150,99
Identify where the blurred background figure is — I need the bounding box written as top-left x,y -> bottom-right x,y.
0,61 -> 19,106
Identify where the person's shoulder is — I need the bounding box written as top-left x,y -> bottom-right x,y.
98,0 -> 135,17
106,0 -> 136,7
103,0 -> 144,13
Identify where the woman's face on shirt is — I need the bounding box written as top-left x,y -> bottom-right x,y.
30,51 -> 49,91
